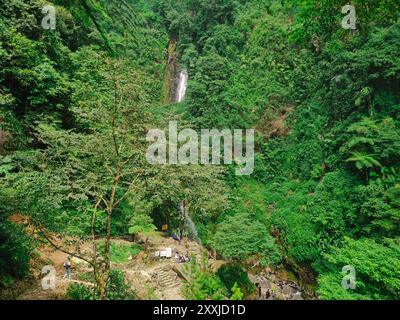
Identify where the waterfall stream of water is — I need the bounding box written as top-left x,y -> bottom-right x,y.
179,201 -> 201,244
175,69 -> 188,102
184,210 -> 201,245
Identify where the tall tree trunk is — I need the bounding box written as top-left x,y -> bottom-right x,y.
98,278 -> 107,300
99,174 -> 120,299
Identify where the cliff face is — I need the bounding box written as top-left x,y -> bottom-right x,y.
162,40 -> 178,104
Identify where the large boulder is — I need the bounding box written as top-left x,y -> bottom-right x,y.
172,264 -> 189,282
282,284 -> 296,296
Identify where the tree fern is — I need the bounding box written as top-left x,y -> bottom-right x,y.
346,152 -> 382,170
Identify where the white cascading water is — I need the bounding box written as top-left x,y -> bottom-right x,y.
184,210 -> 201,245
179,201 -> 201,244
175,69 -> 188,102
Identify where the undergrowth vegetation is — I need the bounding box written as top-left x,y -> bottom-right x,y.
0,0 -> 399,300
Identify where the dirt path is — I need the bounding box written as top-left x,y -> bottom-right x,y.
16,244 -> 95,300
16,233 -> 305,300
16,234 -> 208,300
116,235 -> 205,300
17,277 -> 95,300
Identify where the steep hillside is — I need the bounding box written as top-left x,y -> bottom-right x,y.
1,0 -> 399,300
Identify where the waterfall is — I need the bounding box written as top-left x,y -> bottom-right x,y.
175,69 -> 188,102
179,201 -> 201,244
184,210 -> 201,245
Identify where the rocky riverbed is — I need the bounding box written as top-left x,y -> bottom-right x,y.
248,270 -> 305,300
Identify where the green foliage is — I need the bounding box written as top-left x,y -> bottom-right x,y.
106,269 -> 136,300
99,242 -> 144,264
213,212 -> 281,264
227,178 -> 271,219
1,0 -> 399,301
159,1 -> 400,302
0,218 -> 35,282
67,282 -> 96,300
343,117 -> 400,182
352,184 -> 399,237
128,213 -> 157,236
347,152 -> 382,171
270,183 -> 320,264
183,256 -> 227,300
230,283 -> 244,300
67,269 -> 136,300
317,237 -> 400,300
308,171 -> 357,252
216,263 -> 255,297
292,0 -> 400,43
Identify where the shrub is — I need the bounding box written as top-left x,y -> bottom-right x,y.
183,256 -> 227,300
67,269 -> 136,300
0,219 -> 35,282
230,283 -> 244,300
217,263 -> 255,297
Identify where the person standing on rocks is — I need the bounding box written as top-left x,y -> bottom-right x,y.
63,257 -> 72,279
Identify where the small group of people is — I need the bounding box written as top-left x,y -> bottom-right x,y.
175,252 -> 191,264
256,283 -> 273,300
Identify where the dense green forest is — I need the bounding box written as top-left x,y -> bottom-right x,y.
0,0 -> 399,300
